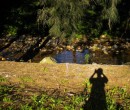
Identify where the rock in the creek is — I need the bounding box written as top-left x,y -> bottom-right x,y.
0,56 -> 6,61
40,57 -> 57,64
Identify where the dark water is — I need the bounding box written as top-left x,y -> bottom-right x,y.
54,49 -> 89,64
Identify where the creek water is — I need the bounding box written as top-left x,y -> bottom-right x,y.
54,49 -> 89,64
1,47 -> 129,65
53,49 -> 130,65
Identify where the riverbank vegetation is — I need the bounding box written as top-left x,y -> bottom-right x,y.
0,0 -> 129,63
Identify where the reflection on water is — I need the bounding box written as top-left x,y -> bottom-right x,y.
76,49 -> 89,64
54,50 -> 74,63
54,49 -> 89,64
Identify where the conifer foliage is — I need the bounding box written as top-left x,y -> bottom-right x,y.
37,0 -> 122,38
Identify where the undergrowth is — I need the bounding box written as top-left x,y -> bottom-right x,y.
0,76 -> 130,110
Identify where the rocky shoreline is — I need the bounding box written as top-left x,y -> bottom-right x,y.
0,34 -> 130,65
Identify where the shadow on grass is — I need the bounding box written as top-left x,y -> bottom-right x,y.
83,68 -> 108,110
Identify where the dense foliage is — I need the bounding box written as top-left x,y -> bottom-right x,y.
0,0 -> 129,40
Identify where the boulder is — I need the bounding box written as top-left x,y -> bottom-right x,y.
0,56 -> 6,61
40,57 -> 57,64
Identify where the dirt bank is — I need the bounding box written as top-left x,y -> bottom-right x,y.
0,61 -> 130,93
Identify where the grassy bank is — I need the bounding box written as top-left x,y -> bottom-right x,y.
0,61 -> 130,109
0,78 -> 130,110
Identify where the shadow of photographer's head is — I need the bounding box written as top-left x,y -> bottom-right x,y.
95,68 -> 103,77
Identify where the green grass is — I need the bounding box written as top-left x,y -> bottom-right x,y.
0,75 -> 7,82
0,81 -> 130,110
20,75 -> 33,83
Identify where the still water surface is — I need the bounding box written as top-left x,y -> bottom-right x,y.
54,49 -> 89,64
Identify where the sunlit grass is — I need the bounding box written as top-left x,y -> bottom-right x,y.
20,76 -> 33,83
0,75 -> 7,82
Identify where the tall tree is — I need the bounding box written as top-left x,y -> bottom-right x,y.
100,0 -> 122,30
37,0 -> 122,40
37,0 -> 89,40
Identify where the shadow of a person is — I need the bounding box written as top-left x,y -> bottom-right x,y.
83,68 -> 108,110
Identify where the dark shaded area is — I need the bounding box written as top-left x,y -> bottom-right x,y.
0,0 -> 40,36
0,0 -> 51,62
83,68 -> 108,110
114,0 -> 130,38
116,102 -> 124,110
0,36 -> 21,52
18,36 -> 51,61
